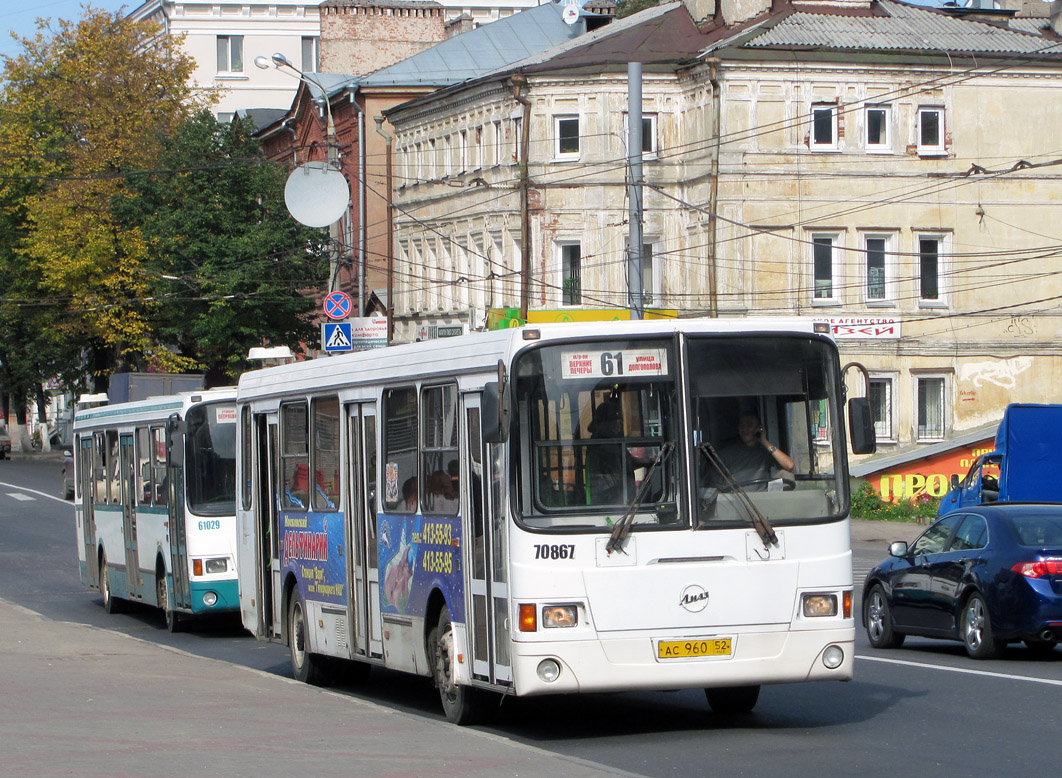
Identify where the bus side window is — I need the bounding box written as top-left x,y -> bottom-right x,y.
137,427 -> 153,506
281,402 -> 309,511
152,427 -> 168,506
106,430 -> 120,504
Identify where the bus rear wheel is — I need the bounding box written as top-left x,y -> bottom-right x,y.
429,610 -> 482,725
100,552 -> 124,614
289,592 -> 328,685
705,685 -> 760,714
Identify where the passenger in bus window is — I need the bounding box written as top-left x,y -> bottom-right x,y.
401,477 -> 417,512
426,469 -> 458,514
706,412 -> 794,492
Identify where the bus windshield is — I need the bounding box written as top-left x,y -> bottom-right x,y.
689,334 -> 843,526
186,403 -> 238,516
514,333 -> 846,531
515,338 -> 678,529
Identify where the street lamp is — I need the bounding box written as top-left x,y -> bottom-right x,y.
255,52 -> 350,299
254,53 -> 336,141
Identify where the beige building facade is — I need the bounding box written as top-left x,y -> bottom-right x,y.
385,0 -> 1062,464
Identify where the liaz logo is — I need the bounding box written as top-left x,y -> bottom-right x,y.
679,585 -> 710,612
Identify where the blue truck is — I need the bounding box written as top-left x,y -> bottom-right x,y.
938,403 -> 1062,516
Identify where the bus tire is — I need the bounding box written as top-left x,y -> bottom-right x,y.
429,610 -> 482,725
705,685 -> 760,715
100,551 -> 124,614
289,592 -> 328,686
157,574 -> 183,634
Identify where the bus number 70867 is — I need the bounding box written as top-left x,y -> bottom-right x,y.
533,544 -> 575,560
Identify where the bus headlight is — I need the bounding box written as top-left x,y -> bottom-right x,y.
542,605 -> 578,628
802,594 -> 838,617
205,558 -> 228,574
203,591 -> 218,607
822,645 -> 844,669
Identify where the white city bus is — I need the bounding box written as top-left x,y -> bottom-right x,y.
235,319 -> 874,723
73,388 -> 240,631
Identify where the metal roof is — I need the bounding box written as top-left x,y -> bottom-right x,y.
738,0 -> 1057,56
353,1 -> 583,88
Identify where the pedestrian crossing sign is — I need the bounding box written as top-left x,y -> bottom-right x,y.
322,322 -> 353,352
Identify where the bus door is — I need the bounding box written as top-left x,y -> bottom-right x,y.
119,433 -> 140,599
252,412 -> 282,639
166,414 -> 191,611
347,403 -> 382,658
78,435 -> 99,587
464,395 -> 512,685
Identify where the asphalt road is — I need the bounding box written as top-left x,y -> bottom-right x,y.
1,456 -> 1059,778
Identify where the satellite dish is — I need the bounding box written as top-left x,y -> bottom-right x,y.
562,4 -> 580,24
284,161 -> 350,228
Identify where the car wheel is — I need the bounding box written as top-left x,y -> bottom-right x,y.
864,585 -> 905,649
961,592 -> 1003,659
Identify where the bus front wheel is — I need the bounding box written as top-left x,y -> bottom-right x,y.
705,684 -> 760,714
157,573 -> 182,633
100,552 -> 124,614
429,610 -> 482,725
288,592 -> 328,685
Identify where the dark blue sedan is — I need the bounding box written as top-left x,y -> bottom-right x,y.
863,503 -> 1062,659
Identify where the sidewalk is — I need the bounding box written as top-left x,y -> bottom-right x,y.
0,599 -> 635,778
850,518 -> 925,548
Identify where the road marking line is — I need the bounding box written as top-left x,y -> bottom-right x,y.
0,481 -> 68,505
858,654 -> 1062,687
7,493 -> 35,501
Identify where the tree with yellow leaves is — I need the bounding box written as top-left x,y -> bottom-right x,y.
0,7 -> 206,400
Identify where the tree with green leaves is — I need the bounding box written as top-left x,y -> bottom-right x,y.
113,111 -> 328,385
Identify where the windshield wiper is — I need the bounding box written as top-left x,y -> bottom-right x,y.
699,442 -> 778,548
606,441 -> 674,555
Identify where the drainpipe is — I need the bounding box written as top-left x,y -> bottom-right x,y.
707,60 -> 721,318
510,74 -> 532,321
374,115 -> 395,345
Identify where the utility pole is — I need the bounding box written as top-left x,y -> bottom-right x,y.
627,62 -> 644,320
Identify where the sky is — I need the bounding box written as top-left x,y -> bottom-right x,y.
1,1 -> 133,63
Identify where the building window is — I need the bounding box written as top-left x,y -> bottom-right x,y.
561,243 -> 581,305
917,376 -> 946,441
918,235 -> 946,304
917,107 -> 945,155
628,240 -> 659,306
555,116 -> 580,158
863,233 -> 896,303
623,113 -> 658,158
811,234 -> 840,302
866,104 -> 891,152
301,37 -> 319,73
869,377 -> 894,442
216,35 -> 243,73
810,103 -> 837,150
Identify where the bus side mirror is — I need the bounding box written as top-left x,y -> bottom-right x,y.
848,397 -> 876,455
481,382 -> 511,444
166,414 -> 187,466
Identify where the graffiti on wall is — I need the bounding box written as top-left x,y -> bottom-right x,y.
958,357 -> 1033,389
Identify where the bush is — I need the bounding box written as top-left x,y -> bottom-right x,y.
851,481 -> 939,522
